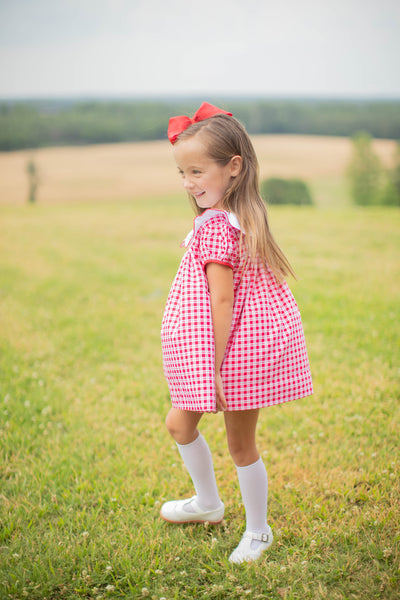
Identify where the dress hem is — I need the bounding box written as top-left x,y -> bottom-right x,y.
169,389 -> 313,413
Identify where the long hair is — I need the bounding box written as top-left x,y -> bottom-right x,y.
175,114 -> 295,282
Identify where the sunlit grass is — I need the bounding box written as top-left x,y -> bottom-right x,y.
0,198 -> 399,599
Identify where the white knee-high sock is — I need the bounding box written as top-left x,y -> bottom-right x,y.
176,433 -> 222,511
236,457 -> 268,533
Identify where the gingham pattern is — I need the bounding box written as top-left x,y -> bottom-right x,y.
161,210 -> 313,412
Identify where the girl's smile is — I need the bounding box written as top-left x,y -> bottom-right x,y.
173,135 -> 241,210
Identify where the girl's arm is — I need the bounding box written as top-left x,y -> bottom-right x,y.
205,262 -> 234,411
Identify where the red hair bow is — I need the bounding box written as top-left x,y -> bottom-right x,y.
167,102 -> 232,145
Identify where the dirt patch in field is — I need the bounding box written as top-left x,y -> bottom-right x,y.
0,135 -> 396,205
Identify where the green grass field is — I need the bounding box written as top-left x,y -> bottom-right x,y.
0,197 -> 399,600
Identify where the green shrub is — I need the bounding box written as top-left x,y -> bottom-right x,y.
261,177 -> 314,205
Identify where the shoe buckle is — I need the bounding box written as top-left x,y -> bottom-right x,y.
251,531 -> 270,543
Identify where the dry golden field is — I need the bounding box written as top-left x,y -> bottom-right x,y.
0,135 -> 396,207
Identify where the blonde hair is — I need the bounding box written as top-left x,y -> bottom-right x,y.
175,114 -> 295,282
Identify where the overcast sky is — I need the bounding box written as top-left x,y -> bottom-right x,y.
0,0 -> 399,99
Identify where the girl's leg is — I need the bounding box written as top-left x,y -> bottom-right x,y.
224,409 -> 272,562
224,409 -> 268,531
161,408 -> 223,519
165,407 -> 203,445
223,408 -> 260,467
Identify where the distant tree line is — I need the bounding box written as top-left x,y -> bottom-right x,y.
1,98 -> 399,151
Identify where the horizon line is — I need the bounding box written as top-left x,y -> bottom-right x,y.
1,92 -> 400,103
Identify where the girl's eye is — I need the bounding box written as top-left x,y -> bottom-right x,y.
193,170 -> 201,175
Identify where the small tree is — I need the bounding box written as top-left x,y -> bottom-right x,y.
381,141 -> 400,207
261,177 -> 313,205
26,158 -> 39,203
346,133 -> 382,206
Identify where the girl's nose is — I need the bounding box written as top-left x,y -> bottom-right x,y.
183,177 -> 193,191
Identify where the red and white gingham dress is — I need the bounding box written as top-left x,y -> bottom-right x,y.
161,209 -> 313,412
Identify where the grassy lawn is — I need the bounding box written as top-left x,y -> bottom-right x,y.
0,197 -> 399,599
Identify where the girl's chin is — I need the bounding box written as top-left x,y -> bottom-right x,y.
195,199 -> 222,210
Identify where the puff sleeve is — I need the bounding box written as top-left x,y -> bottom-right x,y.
198,217 -> 239,270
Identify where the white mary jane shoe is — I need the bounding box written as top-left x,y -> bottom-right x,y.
160,496 -> 225,524
229,527 -> 273,564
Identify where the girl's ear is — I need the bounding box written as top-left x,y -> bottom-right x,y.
230,155 -> 242,177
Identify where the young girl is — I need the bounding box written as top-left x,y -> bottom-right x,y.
160,102 -> 313,564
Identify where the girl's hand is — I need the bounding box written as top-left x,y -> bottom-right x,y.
215,371 -> 227,411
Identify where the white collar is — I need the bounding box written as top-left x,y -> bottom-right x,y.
182,210 -> 243,248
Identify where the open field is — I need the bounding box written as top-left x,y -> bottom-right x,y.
0,188 -> 399,598
0,135 -> 397,208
